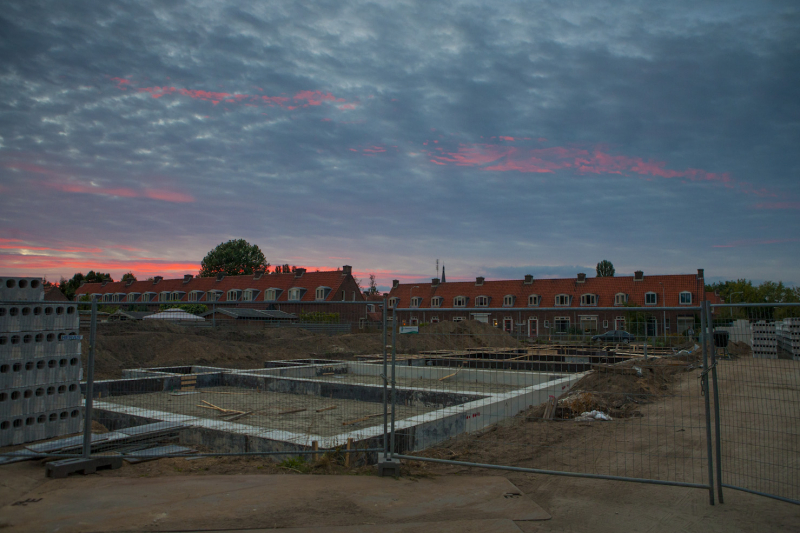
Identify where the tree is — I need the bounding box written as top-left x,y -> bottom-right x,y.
58,271 -> 113,300
199,239 -> 270,277
121,272 -> 137,282
367,273 -> 379,295
596,260 -> 615,277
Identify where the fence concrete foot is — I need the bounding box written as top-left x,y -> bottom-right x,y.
377,456 -> 401,477
46,457 -> 123,479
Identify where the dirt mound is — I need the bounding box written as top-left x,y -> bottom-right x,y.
395,321 -> 521,353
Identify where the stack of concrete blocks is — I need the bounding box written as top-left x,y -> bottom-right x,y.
751,321 -> 777,359
0,277 -> 83,447
776,318 -> 800,361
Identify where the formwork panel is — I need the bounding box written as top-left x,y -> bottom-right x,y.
0,304 -> 79,332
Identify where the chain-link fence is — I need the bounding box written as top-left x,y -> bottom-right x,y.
708,302 -> 800,505
387,305 -> 716,502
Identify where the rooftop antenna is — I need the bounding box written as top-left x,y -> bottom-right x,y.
436,259 -> 439,279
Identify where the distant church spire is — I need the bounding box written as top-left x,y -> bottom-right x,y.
441,264 -> 446,283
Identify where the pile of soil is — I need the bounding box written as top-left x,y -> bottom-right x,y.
83,320 -> 520,379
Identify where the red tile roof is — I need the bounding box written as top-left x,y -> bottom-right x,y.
75,269 -> 364,303
388,272 -> 705,309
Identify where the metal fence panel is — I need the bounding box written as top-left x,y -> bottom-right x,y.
388,306 -> 714,501
709,302 -> 800,505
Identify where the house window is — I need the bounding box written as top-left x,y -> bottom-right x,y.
554,317 -> 570,333
388,297 -> 398,309
679,292 -> 692,305
102,294 -> 114,303
677,316 -> 694,334
142,292 -> 155,302
475,296 -> 489,307
579,316 -> 598,333
315,287 -> 331,300
358,318 -> 367,330
243,289 -> 259,301
158,292 -> 170,302
665,318 -> 670,330
603,320 -> 609,329
126,293 -> 140,302
528,294 -> 540,306
615,293 -> 628,305
227,289 -> 242,301
453,316 -> 465,322
188,291 -> 203,302
645,292 -> 657,305
555,294 -> 570,306
170,292 -> 184,302
410,316 -> 419,326
580,294 -> 597,306
431,296 -> 442,308
454,296 -> 467,307
410,296 -> 422,307
207,291 -> 222,302
288,288 -> 304,301
430,316 -> 440,324
616,316 -> 625,330
264,288 -> 281,301
503,295 -> 515,307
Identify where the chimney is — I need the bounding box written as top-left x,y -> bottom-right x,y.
294,268 -> 306,278
697,268 -> 704,279
153,276 -> 163,284
475,276 -> 484,286
392,279 -> 399,289
524,274 -> 533,284
126,279 -> 135,287
342,265 -> 352,275
79,281 -> 86,287
431,278 -> 440,287
634,271 -> 644,281
215,273 -> 225,282
183,274 -> 193,284
577,273 -> 586,283
253,269 -> 264,280
101,279 -> 110,287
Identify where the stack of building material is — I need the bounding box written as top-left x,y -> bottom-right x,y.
751,321 -> 777,359
0,277 -> 83,447
776,318 -> 800,360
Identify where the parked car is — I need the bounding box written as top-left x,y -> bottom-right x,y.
591,330 -> 635,344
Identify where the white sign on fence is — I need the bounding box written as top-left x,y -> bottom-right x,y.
399,326 -> 419,334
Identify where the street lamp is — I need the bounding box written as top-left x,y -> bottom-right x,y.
409,286 -> 419,326
729,291 -> 744,318
659,282 -> 666,344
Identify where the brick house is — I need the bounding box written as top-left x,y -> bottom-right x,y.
74,266 -> 368,325
387,269 -> 707,338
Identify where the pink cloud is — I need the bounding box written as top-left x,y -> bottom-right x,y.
144,189 -> 194,203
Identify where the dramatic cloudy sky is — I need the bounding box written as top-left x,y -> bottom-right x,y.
1,1 -> 798,289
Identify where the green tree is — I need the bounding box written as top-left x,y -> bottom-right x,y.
199,239 -> 270,277
121,272 -> 137,282
705,279 -> 800,319
596,260 -> 615,277
58,271 -> 113,300
159,303 -> 208,315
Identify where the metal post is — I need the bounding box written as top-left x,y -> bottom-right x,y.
389,306 -> 397,458
82,296 -> 98,459
707,301 -> 724,503
212,301 -> 216,327
700,302 -> 716,505
643,339 -> 647,360
382,297 -> 388,459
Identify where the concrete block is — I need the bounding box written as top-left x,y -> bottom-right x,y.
0,277 -> 45,302
0,381 -> 81,417
46,456 -> 123,478
377,456 -> 401,477
0,330 -> 81,359
0,355 -> 82,389
0,407 -> 83,447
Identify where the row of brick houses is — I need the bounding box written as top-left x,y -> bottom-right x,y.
74,266 -> 370,325
386,269 -> 714,337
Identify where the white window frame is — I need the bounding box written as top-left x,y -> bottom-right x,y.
679,291 -> 692,305
580,294 -> 597,306
264,288 -> 281,301
188,290 -> 203,302
207,290 -> 222,302
579,315 -> 598,332
126,293 -> 140,302
453,296 -> 467,307
503,295 -> 515,307
288,288 -> 304,301
142,292 -> 156,302
452,316 -> 465,322
158,291 -> 170,302
227,289 -> 242,302
555,294 -> 570,306
388,297 -> 399,309
645,292 -> 657,305
616,316 -> 626,330
528,294 -> 540,306
475,295 -> 489,307
431,296 -> 443,308
614,293 -> 628,305
102,293 -> 114,303
170,292 -> 184,302
554,316 -> 570,333
410,296 -> 422,307
315,286 -> 331,301
430,316 -> 440,324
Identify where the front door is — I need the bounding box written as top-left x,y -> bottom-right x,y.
503,318 -> 513,333
528,318 -> 538,337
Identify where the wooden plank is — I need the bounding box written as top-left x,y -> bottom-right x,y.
345,438 -> 353,468
277,408 -> 307,415
315,405 -> 337,413
342,412 -> 389,426
312,441 -> 319,462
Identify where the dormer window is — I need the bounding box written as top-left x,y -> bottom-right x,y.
580,294 -> 597,306
679,291 -> 692,305
388,297 -> 399,309
158,291 -> 170,302
170,291 -> 185,302
227,289 -> 242,301
315,286 -> 331,300
102,293 -> 115,303
528,294 -> 540,306
410,296 -> 422,307
264,288 -> 282,301
503,295 -> 515,307
555,294 -> 571,306
188,290 -> 204,302
207,290 -> 223,302
615,293 -> 628,305
288,287 -> 305,301
243,289 -> 259,301
475,296 -> 489,307
645,292 -> 657,305
126,293 -> 140,302
454,296 -> 467,307
431,296 -> 443,308
142,292 -> 156,302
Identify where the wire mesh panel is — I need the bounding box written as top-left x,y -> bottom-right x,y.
389,307 -> 713,494
710,303 -> 800,504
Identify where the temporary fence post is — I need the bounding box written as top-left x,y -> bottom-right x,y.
82,296 -> 98,459
382,297 -> 388,459
700,303 -> 715,505
707,301 -> 725,503
390,306 -> 397,458
212,301 -> 216,328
